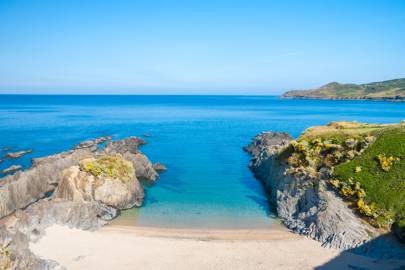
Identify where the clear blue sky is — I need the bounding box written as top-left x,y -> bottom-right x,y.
1,0 -> 405,94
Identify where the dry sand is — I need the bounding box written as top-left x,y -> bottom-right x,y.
30,224 -> 405,270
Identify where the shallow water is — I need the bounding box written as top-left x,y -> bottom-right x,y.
0,95 -> 404,229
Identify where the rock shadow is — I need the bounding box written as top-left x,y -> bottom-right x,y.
315,233 -> 405,270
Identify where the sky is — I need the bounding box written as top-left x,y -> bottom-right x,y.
0,0 -> 405,95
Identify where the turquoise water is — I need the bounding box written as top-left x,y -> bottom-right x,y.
0,95 -> 404,229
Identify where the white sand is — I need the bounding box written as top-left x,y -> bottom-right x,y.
30,225 -> 404,270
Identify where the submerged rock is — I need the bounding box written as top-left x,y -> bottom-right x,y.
0,165 -> 22,175
5,149 -> 32,159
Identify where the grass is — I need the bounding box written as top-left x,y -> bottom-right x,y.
79,155 -> 135,182
283,78 -> 405,99
334,126 -> 405,235
298,121 -> 395,142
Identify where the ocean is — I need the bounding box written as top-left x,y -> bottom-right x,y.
0,95 -> 404,229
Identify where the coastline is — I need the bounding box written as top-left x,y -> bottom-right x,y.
280,95 -> 405,102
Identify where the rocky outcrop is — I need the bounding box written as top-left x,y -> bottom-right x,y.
14,198 -> 117,241
0,147 -> 95,219
0,165 -> 22,175
5,149 -> 33,159
245,132 -> 379,250
104,137 -> 158,182
0,136 -> 163,269
0,136 -> 159,219
54,158 -> 144,209
0,224 -> 64,270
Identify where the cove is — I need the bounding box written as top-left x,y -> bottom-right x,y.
0,95 -> 404,229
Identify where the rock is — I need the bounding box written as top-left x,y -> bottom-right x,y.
0,136 -> 158,219
244,131 -> 292,157
14,198 -> 117,240
246,132 -> 380,250
5,149 -> 32,159
54,156 -> 144,208
153,162 -> 167,172
73,136 -> 112,150
94,135 -> 112,144
345,138 -> 358,148
104,137 -> 146,154
0,224 -> 64,270
0,147 -> 95,219
0,165 -> 22,175
104,137 -> 158,182
123,152 -> 158,182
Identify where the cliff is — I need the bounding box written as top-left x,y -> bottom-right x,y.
245,121 -> 405,257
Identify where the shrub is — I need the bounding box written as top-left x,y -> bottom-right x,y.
80,155 -> 135,182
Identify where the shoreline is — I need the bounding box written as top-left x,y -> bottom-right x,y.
102,221 -> 299,241
30,224 -> 405,270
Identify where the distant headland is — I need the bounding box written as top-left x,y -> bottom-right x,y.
282,78 -> 405,101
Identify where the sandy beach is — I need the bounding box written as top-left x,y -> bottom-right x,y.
30,224 -> 404,270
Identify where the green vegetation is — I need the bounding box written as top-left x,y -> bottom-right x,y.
281,121 -> 405,241
283,78 -> 405,100
79,155 -> 135,182
334,127 -> 405,236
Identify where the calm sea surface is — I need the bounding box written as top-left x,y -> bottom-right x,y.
0,95 -> 404,229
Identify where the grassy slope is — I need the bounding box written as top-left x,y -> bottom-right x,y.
333,126 -> 405,233
283,78 -> 405,99
290,121 -> 405,239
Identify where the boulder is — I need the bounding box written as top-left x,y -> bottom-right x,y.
54,155 -> 144,209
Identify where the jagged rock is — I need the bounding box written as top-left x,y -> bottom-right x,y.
153,162 -> 167,172
124,152 -> 158,182
0,224 -> 64,270
5,149 -> 32,159
94,135 -> 112,144
103,137 -> 146,154
0,136 -> 159,219
245,132 -> 380,250
14,198 -> 117,241
243,131 -> 292,157
74,136 -> 112,150
104,137 -> 158,182
0,147 -> 95,219
54,161 -> 144,209
0,165 -> 22,175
